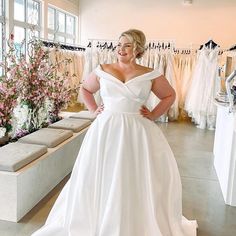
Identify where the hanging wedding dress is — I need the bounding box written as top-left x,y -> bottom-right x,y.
185,47 -> 219,129
32,65 -> 197,236
174,53 -> 196,119
165,51 -> 179,120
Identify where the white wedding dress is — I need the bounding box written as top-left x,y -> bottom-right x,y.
32,65 -> 197,236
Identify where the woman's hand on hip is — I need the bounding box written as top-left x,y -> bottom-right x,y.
93,104 -> 104,116
140,105 -> 155,121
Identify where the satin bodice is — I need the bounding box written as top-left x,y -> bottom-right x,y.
94,65 -> 161,113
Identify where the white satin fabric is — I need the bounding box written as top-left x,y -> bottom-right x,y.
32,66 -> 197,236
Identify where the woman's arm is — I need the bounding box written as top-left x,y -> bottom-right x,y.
140,75 -> 176,121
80,72 -> 102,114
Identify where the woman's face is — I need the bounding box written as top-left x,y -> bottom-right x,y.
116,36 -> 136,62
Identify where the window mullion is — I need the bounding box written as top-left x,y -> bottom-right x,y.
38,0 -> 42,37
8,0 -> 14,34
0,0 -> 6,76
47,5 -> 76,43
64,10 -> 66,35
55,8 -> 58,39
25,0 -> 27,23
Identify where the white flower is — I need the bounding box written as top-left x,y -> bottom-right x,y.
45,98 -> 54,111
37,107 -> 47,127
13,104 -> 29,127
0,127 -> 6,138
21,105 -> 29,120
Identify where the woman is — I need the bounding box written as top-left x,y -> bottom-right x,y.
32,29 -> 197,236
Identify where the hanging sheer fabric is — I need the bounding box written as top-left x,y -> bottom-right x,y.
80,39 -> 214,125
184,46 -> 219,130
137,41 -> 180,122
78,40 -> 117,106
42,41 -> 86,83
81,39 -> 181,123
77,38 -> 236,130
43,41 -> 86,90
221,50 -> 236,71
173,51 -> 197,120
47,47 -> 85,106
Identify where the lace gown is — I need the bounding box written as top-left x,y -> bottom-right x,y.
32,65 -> 197,236
185,47 -> 219,130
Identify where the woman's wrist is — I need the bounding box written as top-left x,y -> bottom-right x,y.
90,107 -> 98,113
150,111 -> 156,121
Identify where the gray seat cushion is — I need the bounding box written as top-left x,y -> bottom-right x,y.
19,128 -> 73,148
48,118 -> 91,133
69,110 -> 96,121
0,142 -> 47,172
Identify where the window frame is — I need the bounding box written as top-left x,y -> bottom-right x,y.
0,0 -> 6,76
9,0 -> 42,55
47,4 -> 76,44
3,0 -> 78,59
13,0 -> 42,30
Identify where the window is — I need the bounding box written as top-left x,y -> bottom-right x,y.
1,1 -> 78,63
0,0 -> 5,76
13,0 -> 42,55
48,6 -> 76,44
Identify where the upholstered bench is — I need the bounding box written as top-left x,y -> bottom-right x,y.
48,118 -> 91,132
0,126 -> 89,222
18,128 -> 73,148
0,142 -> 47,172
69,110 -> 96,121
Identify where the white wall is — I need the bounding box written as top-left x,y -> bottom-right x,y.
43,0 -> 79,16
79,0 -> 236,48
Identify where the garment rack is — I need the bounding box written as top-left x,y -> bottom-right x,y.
40,39 -> 86,51
88,38 -> 176,51
147,39 -> 175,50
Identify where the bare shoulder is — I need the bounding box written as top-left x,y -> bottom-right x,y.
136,64 -> 153,73
100,63 -> 117,71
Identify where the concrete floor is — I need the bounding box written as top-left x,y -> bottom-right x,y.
0,121 -> 236,236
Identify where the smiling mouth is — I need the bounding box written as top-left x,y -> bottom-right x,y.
118,53 -> 127,56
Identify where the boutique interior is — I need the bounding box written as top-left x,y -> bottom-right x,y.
0,0 -> 236,235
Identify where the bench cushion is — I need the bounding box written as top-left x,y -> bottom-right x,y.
48,118 -> 91,133
69,110 -> 96,121
0,142 -> 47,172
18,128 -> 73,148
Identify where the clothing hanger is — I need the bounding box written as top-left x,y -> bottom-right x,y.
101,42 -> 107,49
107,42 -> 113,50
199,39 -> 219,50
87,41 -> 92,48
229,44 -> 236,51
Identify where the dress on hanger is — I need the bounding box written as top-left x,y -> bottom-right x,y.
185,47 -> 219,129
165,51 -> 179,120
32,65 -> 197,236
77,48 -> 92,104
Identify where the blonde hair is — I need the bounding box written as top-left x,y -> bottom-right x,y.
119,29 -> 146,59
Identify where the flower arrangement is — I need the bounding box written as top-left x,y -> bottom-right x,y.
0,34 -> 20,138
45,55 -> 72,122
0,33 -> 72,141
0,78 -> 18,137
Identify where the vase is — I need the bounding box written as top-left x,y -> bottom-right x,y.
0,134 -> 9,146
